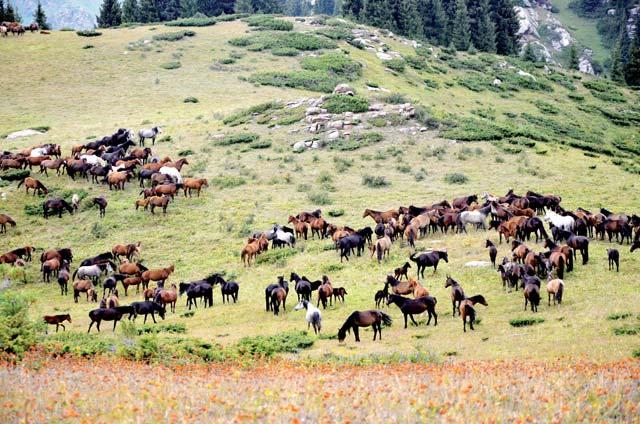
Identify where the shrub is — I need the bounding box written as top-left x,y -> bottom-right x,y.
219,57 -> 235,64
328,209 -> 344,217
76,30 -> 102,37
244,15 -> 293,31
0,293 -> 41,361
633,348 -> 640,358
249,140 -> 272,149
160,61 -> 181,70
235,331 -> 314,357
183,96 -> 198,103
42,331 -> 112,358
152,30 -> 195,42
307,191 -> 332,205
323,94 -> 369,113
210,175 -> 246,188
165,17 -> 218,27
216,132 -> 260,145
362,174 -> 389,188
444,173 -> 468,185
607,312 -> 632,320
301,52 -> 362,80
82,44 -> 94,49
178,149 -> 194,156
533,100 -> 560,114
385,58 -> 406,72
255,248 -> 297,265
229,32 -> 336,51
271,47 -> 299,56
315,28 -> 351,40
137,323 -> 187,335
223,101 -> 281,126
0,169 -> 30,181
509,317 -> 545,327
404,55 -> 426,70
591,90 -> 627,103
613,326 -> 640,336
248,71 -> 337,93
382,93 -> 409,105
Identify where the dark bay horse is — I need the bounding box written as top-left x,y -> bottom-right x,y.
445,276 -> 465,317
212,274 -> 239,304
460,295 -> 487,332
87,308 -> 125,332
386,294 -> 438,328
265,276 -> 289,313
409,250 -> 448,278
43,314 -> 72,333
43,198 -> 74,218
337,310 -> 392,342
556,229 -> 589,265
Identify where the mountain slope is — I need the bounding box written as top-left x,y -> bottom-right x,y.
12,0 -> 98,29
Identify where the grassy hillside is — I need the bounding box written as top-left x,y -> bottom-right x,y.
552,0 -> 610,64
1,17 -> 639,362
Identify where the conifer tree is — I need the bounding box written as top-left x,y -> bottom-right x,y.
0,1 -> 5,23
138,0 -> 158,22
568,44 -> 580,70
491,0 -> 519,55
451,0 -> 471,50
316,0 -> 335,15
34,1 -> 50,29
97,0 -> 123,27
420,0 -> 446,44
470,0 -> 496,52
122,0 -> 140,22
611,40 -> 625,83
342,0 -> 363,18
235,0 -> 253,12
523,42 -> 537,62
5,2 -> 17,22
624,15 -> 640,85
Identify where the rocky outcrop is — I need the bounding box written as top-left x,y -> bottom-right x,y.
14,0 -> 96,30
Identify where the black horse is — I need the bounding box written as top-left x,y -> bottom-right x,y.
337,234 -> 366,262
556,229 -> 589,265
87,308 -> 125,332
265,276 -> 289,312
291,272 -> 311,302
138,169 -> 158,187
386,294 -> 438,328
93,196 -> 108,218
356,227 -> 373,245
212,274 -> 239,304
337,310 -> 392,342
179,275 -> 215,309
80,252 -> 115,267
43,198 -> 74,219
521,217 -> 548,242
130,301 -> 166,323
409,250 -> 449,278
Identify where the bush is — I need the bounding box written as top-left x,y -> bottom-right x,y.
255,248 -> 297,265
385,58 -> 406,72
223,101 -> 281,126
76,30 -> 102,37
271,47 -> 299,56
382,93 -> 409,105
533,100 -> 560,114
82,44 -> 94,49
607,312 -> 632,320
509,317 -> 545,327
137,323 -> 187,335
244,15 -> 293,31
301,52 -> 362,80
165,16 -> 218,27
248,71 -> 338,93
217,132 -> 260,145
0,293 -> 41,361
42,332 -> 112,358
613,326 -> 640,336
230,32 -> 336,51
633,348 -> 640,358
307,191 -> 332,205
235,331 -> 314,358
362,174 -> 389,188
323,94 -> 369,113
152,30 -> 195,42
210,175 -> 246,188
444,173 -> 468,185
0,169 -> 30,181
328,209 -> 345,217
404,55 -> 426,70
248,140 -> 272,149
183,96 -> 199,103
160,61 -> 181,70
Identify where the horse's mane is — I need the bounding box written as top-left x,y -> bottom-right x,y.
337,312 -> 358,341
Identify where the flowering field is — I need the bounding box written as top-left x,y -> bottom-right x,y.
1,356 -> 638,422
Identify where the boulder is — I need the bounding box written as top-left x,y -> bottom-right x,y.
327,130 -> 340,140
328,120 -> 344,130
492,78 -> 502,86
368,103 -> 384,111
305,106 -> 324,116
5,129 -> 44,140
333,84 -> 355,96
517,70 -> 536,80
376,51 -> 393,61
311,139 -> 324,149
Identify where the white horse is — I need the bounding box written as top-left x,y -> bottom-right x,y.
544,210 -> 574,231
80,154 -> 107,167
294,300 -> 322,334
458,205 -> 491,232
139,126 -> 162,146
30,147 -> 49,157
72,263 -> 113,283
71,194 -> 80,211
159,166 -> 182,184
273,225 -> 295,248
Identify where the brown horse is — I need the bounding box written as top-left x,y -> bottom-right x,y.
338,310 -> 392,342
0,214 -> 16,234
148,195 -> 171,214
394,262 -> 411,280
288,215 -> 309,240
333,287 -> 348,303
371,235 -> 392,263
39,158 -> 66,176
154,184 -> 179,199
445,276 -> 465,317
119,261 -> 147,276
309,217 -> 328,239
107,171 -> 131,190
141,264 -> 174,287
165,158 -> 189,170
142,157 -> 171,172
296,209 -> 322,223
183,178 -> 209,197
411,279 -> 429,298
122,276 -> 143,296
485,240 -> 498,268
93,196 -> 108,218
0,157 -> 26,170
241,235 -> 268,266
460,295 -> 488,332
317,275 -> 333,309
363,208 -> 399,224
511,240 -> 531,263
0,252 -> 20,265
25,155 -> 51,170
17,177 -> 48,196
155,284 -> 178,313
546,278 -> 564,305
41,258 -> 61,282
271,286 -> 288,316
135,198 -> 150,211
130,147 -> 152,163
73,280 -> 97,303
43,314 -> 72,333
112,242 -> 141,262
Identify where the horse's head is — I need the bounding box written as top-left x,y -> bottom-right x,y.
362,209 -> 371,218
631,241 -> 639,253
440,250 -> 449,262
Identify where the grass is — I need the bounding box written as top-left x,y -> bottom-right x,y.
509,317 -> 545,327
0,18 -> 639,367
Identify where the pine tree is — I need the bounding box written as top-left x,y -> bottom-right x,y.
0,0 -> 5,23
568,44 -> 580,70
5,2 -> 16,22
522,43 -> 537,62
618,11 -> 631,64
470,0 -> 496,52
364,0 -> 391,29
251,0 -> 281,13
451,0 -> 471,50
181,0 -> 199,16
442,0 -> 456,45
492,0 -> 520,55
611,40 -> 625,83
420,0 -> 447,44
316,0 -> 335,15
333,0 -> 342,15
625,15 -> 640,85
396,0 -> 422,38
97,0 -> 123,27
138,0 -> 158,22
122,0 -> 140,22
34,1 -> 50,29
158,0 -> 181,20
342,0 -> 363,18
234,0 -> 253,12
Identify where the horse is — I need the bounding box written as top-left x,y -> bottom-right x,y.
73,280 -> 97,303
387,294 -> 438,328
386,275 -> 415,296
394,262 -> 411,280
272,226 -> 295,248
43,314 -> 72,333
241,235 -> 268,266
148,195 -> 171,214
337,310 -> 392,342
88,308 -> 124,332
457,205 -> 491,232
363,208 -> 399,224
371,235 -> 392,264
0,214 -> 16,234
211,274 -> 239,304
296,209 -> 322,223
309,217 -> 328,239
511,240 -> 531,264
288,216 -> 309,240
291,272 -> 312,302
129,301 -> 165,323
485,240 -> 498,268
118,261 -> 147,276
333,287 -> 348,303
546,278 -> 564,306
522,278 -> 541,312
43,198 -> 74,219
607,248 -> 619,272
72,262 -> 113,284
183,178 -> 208,197
93,196 -> 108,218
374,281 -> 389,308
141,264 -> 174,287
460,295 -> 488,332
445,276 -> 466,317
17,177 -> 48,196
294,300 -> 322,334
41,248 -> 73,264
412,279 -> 429,298
452,194 -> 478,209
139,127 -> 163,146
544,210 -> 574,232
543,238 -> 574,273
154,284 -> 178,313
271,285 -> 288,316
8,246 -> 34,262
112,242 -> 141,263
179,276 -> 215,309
337,234 -> 366,262
356,227 -> 373,245
57,263 -> 71,295
265,276 -> 289,312
41,258 -> 61,283
159,166 -> 183,184
80,252 -> 115,267
410,250 -> 448,278
317,275 -> 333,309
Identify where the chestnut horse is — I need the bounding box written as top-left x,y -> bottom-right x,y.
362,208 -> 399,224
141,264 -> 174,287
183,178 -> 208,197
0,214 -> 16,234
154,284 -> 178,313
17,177 -> 48,196
338,310 -> 392,342
288,215 -> 309,240
43,314 -> 72,333
112,242 -> 141,262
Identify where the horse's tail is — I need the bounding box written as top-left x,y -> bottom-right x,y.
376,243 -> 382,262
557,255 -> 564,280
463,304 -> 476,321
566,249 -> 573,272
311,311 -> 321,332
556,281 -> 564,304
16,178 -> 24,189
409,252 -> 418,263
71,268 -> 78,280
379,311 -> 393,326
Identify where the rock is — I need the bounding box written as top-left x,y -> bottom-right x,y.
464,261 -> 492,268
517,70 -> 536,80
368,103 -> 384,111
5,129 -> 45,140
327,130 -> 340,140
305,107 -> 324,116
419,127 -> 428,132
367,86 -> 381,91
293,141 -> 307,152
376,51 -> 393,61
328,120 -> 344,130
311,139 -> 324,149
333,84 -> 355,96
579,49 -> 595,75
492,78 -> 502,86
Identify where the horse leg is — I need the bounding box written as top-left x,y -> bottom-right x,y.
353,327 -> 360,342
410,315 -> 418,326
404,313 -> 408,329
113,320 -> 118,332
452,301 -> 456,317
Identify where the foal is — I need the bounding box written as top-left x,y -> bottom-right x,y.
43,314 -> 72,333
607,248 -> 619,272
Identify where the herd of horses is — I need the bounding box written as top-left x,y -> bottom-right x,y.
0,127 -> 210,225
0,21 -> 40,37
